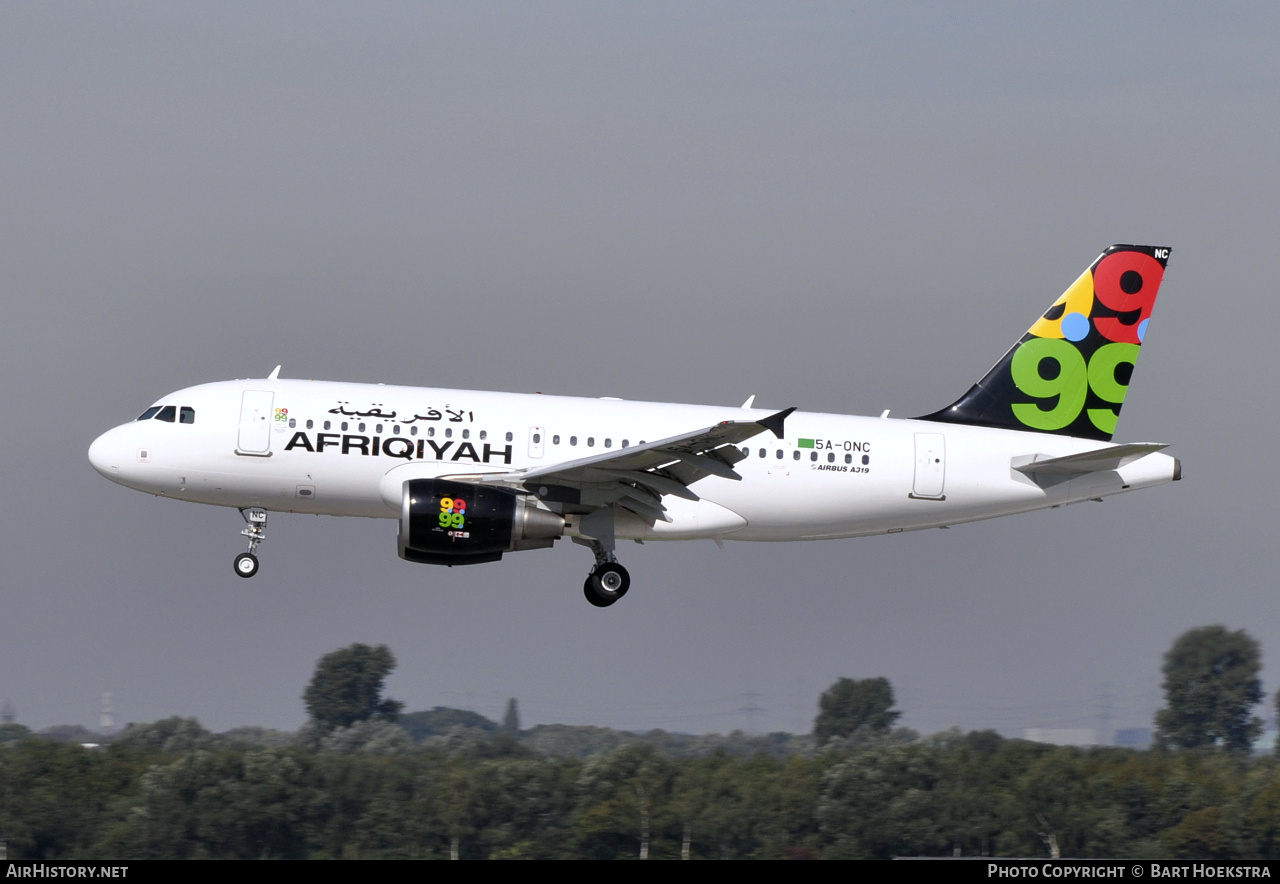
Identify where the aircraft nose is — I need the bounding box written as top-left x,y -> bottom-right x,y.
88,426 -> 125,479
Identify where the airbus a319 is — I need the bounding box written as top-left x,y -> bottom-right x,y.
89,245 -> 1178,607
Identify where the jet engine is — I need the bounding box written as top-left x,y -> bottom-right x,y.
398,478 -> 564,566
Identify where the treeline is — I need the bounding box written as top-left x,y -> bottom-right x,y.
5,725 -> 1280,859
4,626 -> 1275,860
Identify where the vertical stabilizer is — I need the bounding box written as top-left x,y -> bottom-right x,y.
919,244 -> 1170,441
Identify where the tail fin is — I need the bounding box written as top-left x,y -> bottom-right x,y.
919,244 -> 1170,441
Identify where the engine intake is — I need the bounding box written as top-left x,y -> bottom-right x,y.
398,478 -> 564,566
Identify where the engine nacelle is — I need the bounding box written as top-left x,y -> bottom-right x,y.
398,478 -> 564,566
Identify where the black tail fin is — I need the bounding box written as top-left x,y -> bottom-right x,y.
919,245 -> 1170,441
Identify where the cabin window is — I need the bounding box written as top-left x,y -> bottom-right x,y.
741,447 -> 749,456
506,432 -> 514,442
570,436 -> 578,446
553,435 -> 560,445
410,426 -> 418,436
358,422 -> 366,433
479,430 -> 487,440
776,449 -> 783,459
862,454 -> 870,465
604,438 -> 611,448
136,406 -> 162,421
462,429 -> 470,439
533,433 -> 542,444
794,450 -> 801,460
758,448 -> 766,458
156,405 -> 176,423
324,420 -> 331,430
392,424 -> 400,435
376,423 -> 383,434
445,428 -> 452,438
587,437 -> 595,447
306,420 -> 314,430
622,439 -> 629,448
181,407 -> 196,424
427,427 -> 434,437
828,452 -> 836,463
288,418 -> 296,428
810,452 -> 818,462
341,422 -> 349,431
845,454 -> 852,464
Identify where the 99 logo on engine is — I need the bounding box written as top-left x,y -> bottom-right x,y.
439,497 -> 466,530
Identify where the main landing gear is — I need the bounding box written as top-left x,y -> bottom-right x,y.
578,537 -> 630,608
234,508 -> 267,579
584,562 -> 630,607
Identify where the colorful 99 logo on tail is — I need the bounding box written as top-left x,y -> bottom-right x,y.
921,245 -> 1170,442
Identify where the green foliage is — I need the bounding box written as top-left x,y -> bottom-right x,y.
114,717 -> 217,753
814,677 -> 901,746
397,707 -> 497,743
1154,626 -> 1263,752
15,638 -> 1280,860
303,643 -> 404,732
317,720 -> 414,756
6,731 -> 1280,859
0,722 -> 31,745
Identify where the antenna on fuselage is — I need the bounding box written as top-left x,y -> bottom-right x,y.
267,365 -> 281,380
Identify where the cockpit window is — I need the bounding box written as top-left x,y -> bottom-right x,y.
155,405 -> 177,423
180,406 -> 196,424
136,406 -> 162,421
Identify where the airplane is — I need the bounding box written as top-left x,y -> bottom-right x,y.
88,244 -> 1179,607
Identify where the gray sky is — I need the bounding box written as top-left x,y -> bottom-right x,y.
2,1 -> 1276,739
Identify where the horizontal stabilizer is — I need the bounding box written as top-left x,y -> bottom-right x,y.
1012,442 -> 1169,482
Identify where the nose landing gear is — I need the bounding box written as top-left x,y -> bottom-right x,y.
234,508 -> 267,579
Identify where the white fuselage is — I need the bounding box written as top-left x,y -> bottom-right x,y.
87,378 -> 1178,543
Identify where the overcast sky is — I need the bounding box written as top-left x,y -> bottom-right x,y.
2,1 -> 1277,740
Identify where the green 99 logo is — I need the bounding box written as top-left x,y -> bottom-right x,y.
1011,339 -> 1139,435
439,496 -> 466,530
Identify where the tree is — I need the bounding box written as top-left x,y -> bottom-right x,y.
304,643 -> 404,731
502,698 -> 521,732
1154,626 -> 1262,752
814,677 -> 900,745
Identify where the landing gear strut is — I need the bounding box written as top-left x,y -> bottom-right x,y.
234,508 -> 267,579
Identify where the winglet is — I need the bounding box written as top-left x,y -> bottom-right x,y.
267,365 -> 282,380
758,407 -> 796,439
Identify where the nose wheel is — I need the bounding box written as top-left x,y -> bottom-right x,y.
234,552 -> 259,578
234,508 -> 267,579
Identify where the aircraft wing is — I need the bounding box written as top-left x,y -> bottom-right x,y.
455,407 -> 795,521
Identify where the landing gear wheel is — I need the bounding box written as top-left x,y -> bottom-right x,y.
584,577 -> 610,607
583,562 -> 630,607
234,552 -> 259,579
